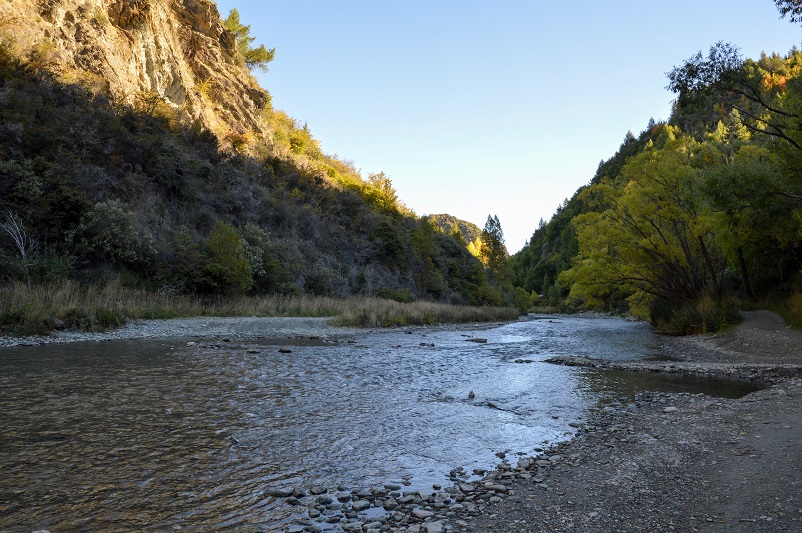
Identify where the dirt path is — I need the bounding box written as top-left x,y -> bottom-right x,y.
666,310 -> 802,363
459,312 -> 802,532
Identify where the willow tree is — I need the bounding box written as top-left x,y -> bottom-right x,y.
560,126 -> 725,318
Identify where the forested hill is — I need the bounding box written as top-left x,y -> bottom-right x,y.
0,0 -> 513,308
512,43 -> 802,333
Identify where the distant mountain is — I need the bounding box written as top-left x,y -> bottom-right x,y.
429,214 -> 482,244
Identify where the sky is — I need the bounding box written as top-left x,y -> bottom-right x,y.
214,1 -> 801,253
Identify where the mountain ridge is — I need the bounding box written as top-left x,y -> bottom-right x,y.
1,0 -> 266,142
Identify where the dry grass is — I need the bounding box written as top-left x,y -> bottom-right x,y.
330,297 -> 519,327
762,291 -> 802,330
0,280 -> 519,335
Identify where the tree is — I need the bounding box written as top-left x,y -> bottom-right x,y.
367,171 -> 399,212
560,127 -> 725,317
702,144 -> 801,298
667,43 -> 802,168
222,9 -> 275,72
205,220 -> 253,293
449,222 -> 466,245
774,0 -> 802,23
480,215 -> 511,284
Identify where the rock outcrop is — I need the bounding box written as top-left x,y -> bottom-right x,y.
0,0 -> 268,137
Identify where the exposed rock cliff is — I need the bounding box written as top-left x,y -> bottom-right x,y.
0,0 -> 268,137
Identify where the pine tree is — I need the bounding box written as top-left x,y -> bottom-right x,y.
480,215 -> 510,284
223,9 -> 275,72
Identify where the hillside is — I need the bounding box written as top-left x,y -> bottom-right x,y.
428,214 -> 482,245
511,44 -> 802,332
0,0 -> 512,316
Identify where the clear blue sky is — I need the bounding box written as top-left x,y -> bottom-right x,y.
215,1 -> 800,253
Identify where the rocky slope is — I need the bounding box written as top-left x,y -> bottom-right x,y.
0,0 -> 267,139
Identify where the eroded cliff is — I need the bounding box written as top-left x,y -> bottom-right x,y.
0,0 -> 268,138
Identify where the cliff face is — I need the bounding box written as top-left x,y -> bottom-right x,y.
0,0 -> 267,137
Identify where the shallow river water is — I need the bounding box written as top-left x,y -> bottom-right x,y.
0,315 -> 755,531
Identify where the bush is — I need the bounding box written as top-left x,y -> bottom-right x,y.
204,220 -> 253,293
512,286 -> 533,314
373,287 -> 414,303
72,199 -> 156,267
652,296 -> 741,335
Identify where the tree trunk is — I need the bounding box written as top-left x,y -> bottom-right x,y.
697,236 -> 721,299
738,246 -> 758,302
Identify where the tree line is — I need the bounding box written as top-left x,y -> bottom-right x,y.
512,3 -> 802,332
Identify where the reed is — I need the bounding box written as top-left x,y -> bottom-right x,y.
0,280 -> 520,335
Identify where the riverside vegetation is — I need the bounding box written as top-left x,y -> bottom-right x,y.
513,2 -> 802,334
0,2 -> 527,335
3,0 -> 802,338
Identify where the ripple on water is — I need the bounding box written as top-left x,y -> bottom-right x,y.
0,316 -> 731,530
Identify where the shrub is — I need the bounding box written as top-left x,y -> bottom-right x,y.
513,286 -> 533,314
71,199 -> 156,267
373,287 -> 414,303
241,223 -> 288,292
204,220 -> 253,293
652,296 -> 741,335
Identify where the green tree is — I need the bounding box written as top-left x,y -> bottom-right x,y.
72,199 -> 156,267
702,144 -> 801,299
560,127 -> 725,319
222,8 -> 275,72
205,220 -> 253,293
667,43 -> 802,168
449,222 -> 466,245
367,171 -> 399,213
166,226 -> 206,292
480,214 -> 510,284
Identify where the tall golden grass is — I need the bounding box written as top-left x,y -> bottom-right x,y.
0,280 -> 520,335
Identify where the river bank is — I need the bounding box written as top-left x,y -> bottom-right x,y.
456,310 -> 802,532
4,312 -> 800,532
0,316 -> 355,348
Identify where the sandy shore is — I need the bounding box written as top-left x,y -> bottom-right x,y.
459,311 -> 802,532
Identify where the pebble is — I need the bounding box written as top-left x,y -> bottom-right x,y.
352,499 -> 371,512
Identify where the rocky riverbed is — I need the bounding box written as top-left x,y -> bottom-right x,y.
235,311 -> 802,533
259,311 -> 801,532
6,311 -> 801,532
459,311 -> 802,533
0,316 -> 355,348
259,382 -> 802,533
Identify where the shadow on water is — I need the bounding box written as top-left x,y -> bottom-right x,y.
577,367 -> 763,404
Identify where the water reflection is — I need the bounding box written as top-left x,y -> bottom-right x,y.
577,367 -> 762,403
0,316 -> 752,531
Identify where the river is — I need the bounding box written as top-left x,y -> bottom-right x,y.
0,315 -> 755,531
